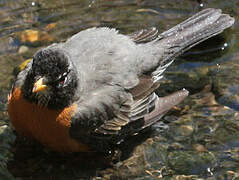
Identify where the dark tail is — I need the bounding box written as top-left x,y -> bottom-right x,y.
156,8 -> 234,66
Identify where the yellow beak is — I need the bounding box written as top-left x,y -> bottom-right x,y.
32,78 -> 47,93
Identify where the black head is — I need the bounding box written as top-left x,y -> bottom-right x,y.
22,48 -> 78,109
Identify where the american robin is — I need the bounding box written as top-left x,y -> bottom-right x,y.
8,8 -> 234,153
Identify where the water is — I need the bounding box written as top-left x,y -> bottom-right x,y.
1,0 -> 239,179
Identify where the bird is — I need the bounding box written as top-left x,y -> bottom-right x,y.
8,8 -> 234,153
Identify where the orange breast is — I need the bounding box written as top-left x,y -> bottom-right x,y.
7,87 -> 90,152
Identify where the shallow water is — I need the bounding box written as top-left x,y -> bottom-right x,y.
1,0 -> 239,179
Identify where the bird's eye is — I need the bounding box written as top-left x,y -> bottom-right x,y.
59,76 -> 67,85
55,70 -> 70,85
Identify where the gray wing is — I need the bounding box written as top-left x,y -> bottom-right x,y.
69,76 -> 188,152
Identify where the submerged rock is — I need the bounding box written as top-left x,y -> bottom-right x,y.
19,29 -> 54,45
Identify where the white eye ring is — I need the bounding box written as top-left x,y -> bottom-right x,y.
64,76 -> 68,82
62,76 -> 68,87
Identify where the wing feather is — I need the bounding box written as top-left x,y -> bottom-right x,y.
128,27 -> 159,43
69,76 -> 188,153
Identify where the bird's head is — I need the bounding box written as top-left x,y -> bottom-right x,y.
22,48 -> 78,109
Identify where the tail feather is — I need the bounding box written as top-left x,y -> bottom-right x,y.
158,8 -> 234,64
159,8 -> 234,63
151,8 -> 234,80
159,8 -> 220,38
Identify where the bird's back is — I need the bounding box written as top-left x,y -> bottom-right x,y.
61,27 -> 142,90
